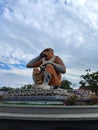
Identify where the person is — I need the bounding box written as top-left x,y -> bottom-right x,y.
26,48 -> 66,89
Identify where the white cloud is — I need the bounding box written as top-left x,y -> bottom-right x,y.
72,0 -> 98,29
0,68 -> 33,88
72,0 -> 87,6
0,0 -> 98,88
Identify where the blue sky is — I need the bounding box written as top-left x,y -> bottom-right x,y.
0,0 -> 98,88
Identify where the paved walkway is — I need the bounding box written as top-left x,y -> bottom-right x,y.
0,112 -> 98,121
0,104 -> 98,121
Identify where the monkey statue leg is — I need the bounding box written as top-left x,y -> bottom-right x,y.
42,71 -> 51,85
33,64 -> 61,88
32,67 -> 43,84
45,64 -> 61,88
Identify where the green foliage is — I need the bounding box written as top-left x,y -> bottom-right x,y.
60,79 -> 72,89
0,86 -> 14,91
79,69 -> 98,94
0,84 -> 33,92
21,84 -> 32,90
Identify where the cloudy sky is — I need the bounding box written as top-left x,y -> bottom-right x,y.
0,0 -> 98,89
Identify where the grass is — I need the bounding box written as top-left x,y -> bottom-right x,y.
0,101 -> 64,107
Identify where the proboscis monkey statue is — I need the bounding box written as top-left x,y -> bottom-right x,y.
26,48 -> 66,89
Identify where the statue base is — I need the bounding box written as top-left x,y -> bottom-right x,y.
34,84 -> 51,90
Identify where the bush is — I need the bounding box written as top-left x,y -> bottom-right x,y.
0,95 -> 3,101
86,94 -> 98,105
67,94 -> 78,105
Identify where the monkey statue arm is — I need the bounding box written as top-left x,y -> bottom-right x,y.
52,62 -> 66,74
41,56 -> 66,74
26,53 -> 44,68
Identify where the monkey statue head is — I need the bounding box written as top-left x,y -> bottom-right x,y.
41,48 -> 54,60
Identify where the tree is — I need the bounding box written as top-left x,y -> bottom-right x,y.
79,69 -> 98,94
21,84 -> 32,90
60,79 -> 72,89
0,86 -> 14,91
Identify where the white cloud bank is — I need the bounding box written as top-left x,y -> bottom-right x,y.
0,0 -> 98,88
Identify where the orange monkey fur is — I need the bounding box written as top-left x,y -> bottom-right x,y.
26,48 -> 66,88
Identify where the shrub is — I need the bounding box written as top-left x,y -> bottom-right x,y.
67,94 -> 78,105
